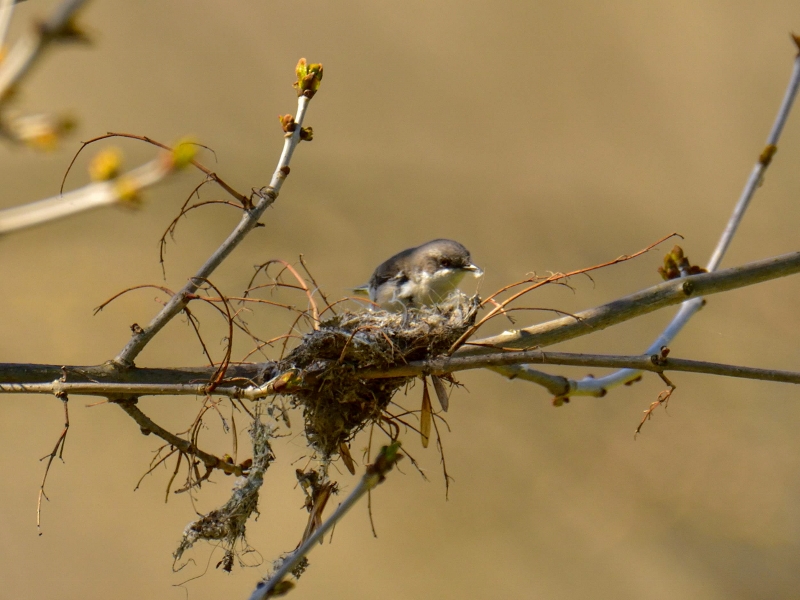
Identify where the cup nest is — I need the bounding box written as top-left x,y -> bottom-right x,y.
276,293 -> 480,456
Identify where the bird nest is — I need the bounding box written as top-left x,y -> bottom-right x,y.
276,293 -> 480,457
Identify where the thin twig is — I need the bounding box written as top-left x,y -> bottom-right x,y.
448,232 -> 679,354
299,254 -> 336,316
258,260 -> 320,328
0,0 -> 90,103
36,392 -> 69,533
133,445 -> 177,492
94,284 -> 174,314
114,399 -> 243,477
114,94 -> 313,367
569,42 -> 800,395
159,199 -> 242,273
248,442 -> 403,600
457,250 -> 800,357
61,132 -> 248,205
185,278 -> 235,391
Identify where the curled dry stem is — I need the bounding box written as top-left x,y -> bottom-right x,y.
448,232 -> 682,354
246,258 -> 321,329
93,284 -> 175,314
185,277 -> 235,391
133,444 -> 178,493
299,254 -> 336,317
160,198 -> 242,276
182,306 -> 216,369
61,132 -> 249,206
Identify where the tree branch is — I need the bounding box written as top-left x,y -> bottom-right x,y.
360,350 -> 800,390
0,362 -> 263,386
247,442 -> 403,600
2,251 -> 800,400
0,0 -> 90,148
0,157 -> 172,234
114,93 -> 314,367
114,398 -> 243,477
567,41 -> 800,394
0,0 -> 90,101
457,250 -> 800,356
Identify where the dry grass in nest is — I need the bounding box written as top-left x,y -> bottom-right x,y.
277,293 -> 480,457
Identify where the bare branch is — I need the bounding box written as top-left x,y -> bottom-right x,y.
64,132 -> 249,206
0,0 -> 15,47
457,250 -> 800,357
360,350 -> 800,388
572,47 -> 800,394
0,0 -> 89,148
114,398 -> 243,477
0,362 -> 265,388
0,0 -> 90,101
248,442 -> 403,600
0,157 -> 172,234
114,94 -> 314,367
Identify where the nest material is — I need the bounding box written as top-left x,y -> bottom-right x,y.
278,293 -> 480,456
173,417 -> 274,569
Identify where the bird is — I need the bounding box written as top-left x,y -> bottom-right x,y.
354,239 -> 483,311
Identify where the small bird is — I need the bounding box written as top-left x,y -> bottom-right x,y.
355,239 -> 483,311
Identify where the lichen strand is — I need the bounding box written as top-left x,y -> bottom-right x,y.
279,294 -> 480,456
173,416 -> 274,568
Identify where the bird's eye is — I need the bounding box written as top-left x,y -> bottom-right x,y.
440,258 -> 451,267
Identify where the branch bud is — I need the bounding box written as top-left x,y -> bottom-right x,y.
279,114 -> 296,132
89,147 -> 123,181
658,245 -> 706,280
293,58 -> 324,98
12,113 -> 75,151
114,176 -> 142,207
169,138 -> 198,170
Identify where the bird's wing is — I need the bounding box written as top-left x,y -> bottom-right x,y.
369,247 -> 415,288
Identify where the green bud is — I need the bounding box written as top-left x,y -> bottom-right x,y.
89,147 -> 123,181
293,58 -> 324,98
171,138 -> 198,170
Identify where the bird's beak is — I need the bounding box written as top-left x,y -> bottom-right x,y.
463,263 -> 483,277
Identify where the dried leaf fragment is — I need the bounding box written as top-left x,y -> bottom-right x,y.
420,378 -> 432,448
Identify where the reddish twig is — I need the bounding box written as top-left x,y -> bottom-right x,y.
448,233 -> 681,354
61,132 -> 249,206
93,284 -> 174,315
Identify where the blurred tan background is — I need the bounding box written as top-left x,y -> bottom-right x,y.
2,1 -> 800,598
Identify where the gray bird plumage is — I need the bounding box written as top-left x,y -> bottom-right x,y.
357,239 -> 482,310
